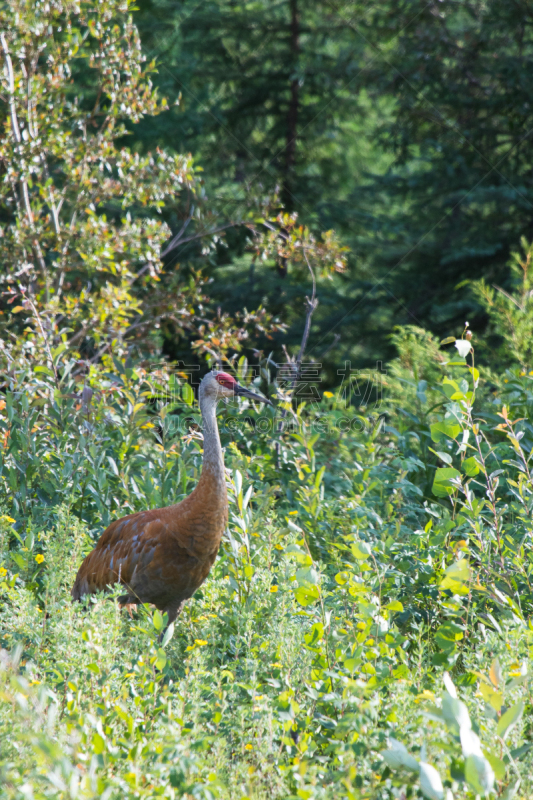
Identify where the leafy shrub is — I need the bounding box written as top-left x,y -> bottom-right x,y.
2,305 -> 533,798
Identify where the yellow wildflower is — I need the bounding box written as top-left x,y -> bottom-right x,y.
35,554 -> 44,564
194,639 -> 208,646
414,690 -> 436,704
269,585 -> 279,593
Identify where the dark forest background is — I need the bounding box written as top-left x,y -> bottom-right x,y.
126,0 -> 533,377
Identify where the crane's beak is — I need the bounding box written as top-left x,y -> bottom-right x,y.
233,382 -> 273,406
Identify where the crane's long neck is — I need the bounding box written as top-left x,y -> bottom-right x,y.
178,385 -> 227,559
198,389 -> 225,491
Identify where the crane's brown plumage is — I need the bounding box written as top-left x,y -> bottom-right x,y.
72,371 -> 271,626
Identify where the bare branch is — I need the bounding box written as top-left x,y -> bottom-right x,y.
317,333 -> 341,358
161,222 -> 236,259
295,250 -> 318,373
493,284 -> 524,311
1,33 -> 49,296
202,346 -> 223,367
22,294 -> 60,388
275,250 -> 319,467
160,211 -> 194,258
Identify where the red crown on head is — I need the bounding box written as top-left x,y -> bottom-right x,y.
215,371 -> 237,388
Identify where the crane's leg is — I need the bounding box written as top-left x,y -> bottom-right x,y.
158,599 -> 186,643
117,593 -> 139,617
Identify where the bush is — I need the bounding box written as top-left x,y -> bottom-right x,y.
2,299 -> 533,797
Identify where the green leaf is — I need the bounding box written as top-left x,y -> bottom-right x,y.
430,449 -> 453,465
161,622 -> 175,648
440,559 -> 470,593
497,701 -> 524,740
435,621 -> 464,652
465,754 -> 495,795
430,421 -> 461,443
419,762 -> 444,800
296,566 -> 319,585
343,657 -> 360,673
384,600 -> 403,612
34,366 -> 55,377
479,682 -> 503,712
92,733 -> 105,755
484,751 -> 506,780
462,456 -> 480,476
500,780 -> 520,800
155,648 -> 167,671
294,584 -> 320,607
417,379 -> 427,403
441,379 -> 460,399
392,664 -> 409,680
432,467 -> 461,497
286,546 -> 312,566
441,693 -> 471,734
381,738 -> 419,773
351,542 -> 371,560
181,382 -> 194,406
51,342 -> 68,363
304,623 -> 324,646
510,742 -> 533,760
335,571 -> 349,585
153,609 -> 164,631
11,553 -> 26,569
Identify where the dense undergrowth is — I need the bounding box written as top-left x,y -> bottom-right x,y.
2,1 -> 533,796
3,253 -> 533,800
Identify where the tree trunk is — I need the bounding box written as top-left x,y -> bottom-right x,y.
282,0 -> 299,211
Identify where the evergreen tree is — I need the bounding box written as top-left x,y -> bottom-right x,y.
133,0 -> 533,366
356,0 -> 533,340
134,0 -> 369,214
132,0 -> 399,374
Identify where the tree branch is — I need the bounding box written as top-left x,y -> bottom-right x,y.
1,32 -> 49,298
275,250 -> 319,467
161,222 -> 236,259
160,211 -> 194,258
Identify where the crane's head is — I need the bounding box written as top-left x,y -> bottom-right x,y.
200,370 -> 272,405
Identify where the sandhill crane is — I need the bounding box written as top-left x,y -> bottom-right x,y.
71,371 -> 272,627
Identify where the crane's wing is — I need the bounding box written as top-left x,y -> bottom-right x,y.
71,508 -> 202,602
